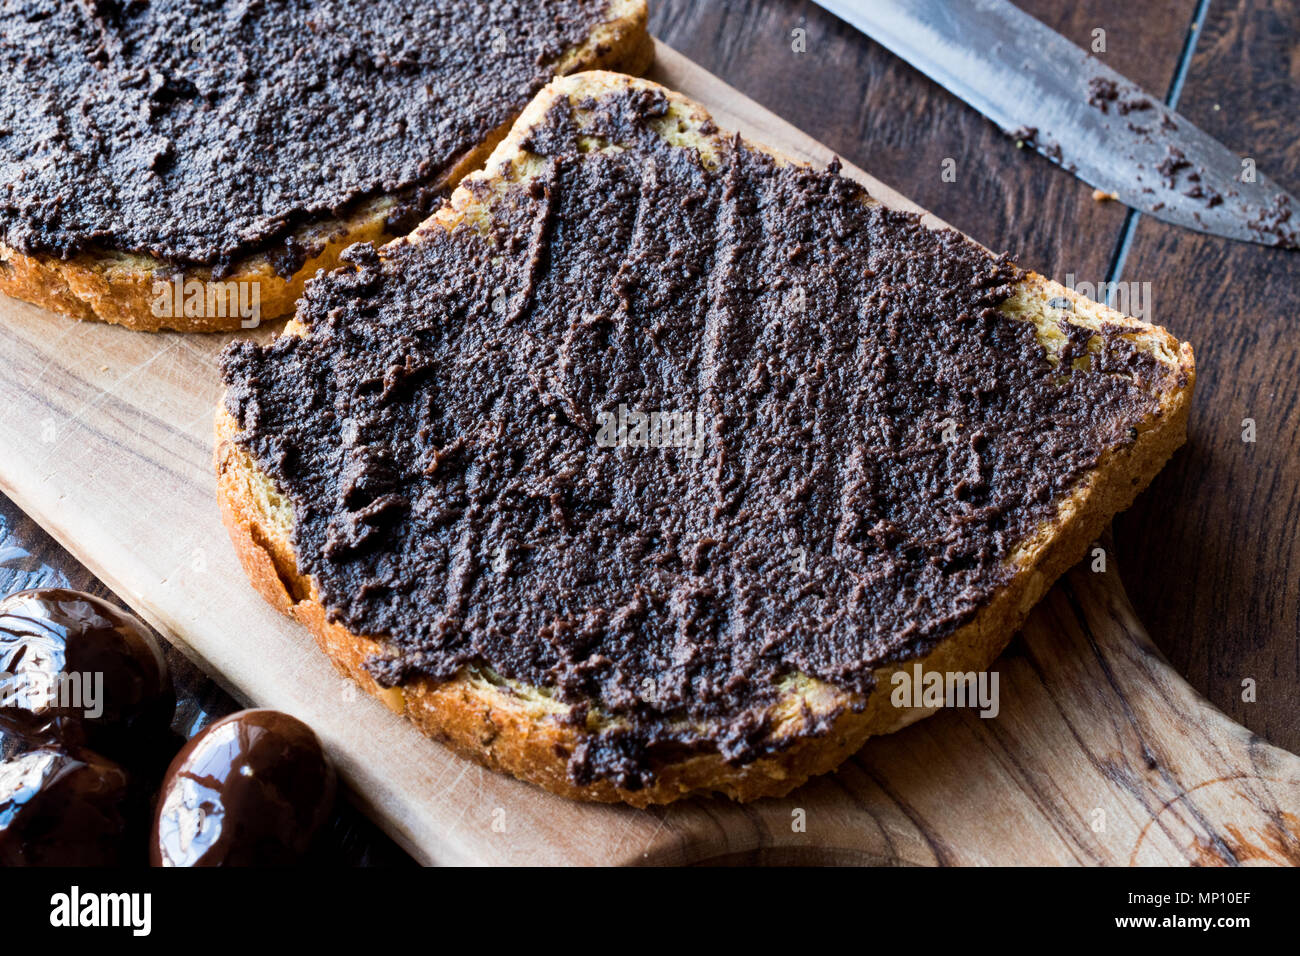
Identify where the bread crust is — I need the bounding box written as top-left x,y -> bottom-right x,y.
214,72 -> 1195,806
0,0 -> 652,333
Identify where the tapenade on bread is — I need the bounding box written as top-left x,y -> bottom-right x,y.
216,72 -> 1195,805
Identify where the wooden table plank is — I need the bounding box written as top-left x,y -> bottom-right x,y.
1113,0 -> 1300,753
650,0 -> 1199,279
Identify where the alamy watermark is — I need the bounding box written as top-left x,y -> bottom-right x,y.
150,273 -> 261,328
1062,274 -> 1153,323
890,664 -> 1000,718
595,404 -> 706,459
0,669 -> 104,719
49,886 -> 150,936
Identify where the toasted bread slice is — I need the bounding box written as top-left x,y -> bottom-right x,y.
215,72 -> 1195,806
0,1 -> 651,333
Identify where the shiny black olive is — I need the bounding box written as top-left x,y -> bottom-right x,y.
0,740 -> 134,866
0,588 -> 174,765
152,709 -> 336,866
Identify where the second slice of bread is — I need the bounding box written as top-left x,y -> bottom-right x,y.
0,1 -> 651,333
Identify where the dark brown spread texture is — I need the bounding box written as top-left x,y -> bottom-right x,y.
0,0 -> 614,271
221,89 -> 1179,789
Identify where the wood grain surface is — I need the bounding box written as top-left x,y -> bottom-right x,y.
1112,0 -> 1300,754
1,39 -> 1296,865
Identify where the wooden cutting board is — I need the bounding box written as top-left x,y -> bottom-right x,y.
1,42 -> 1296,866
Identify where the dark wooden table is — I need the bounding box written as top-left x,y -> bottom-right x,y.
3,0 -> 1295,865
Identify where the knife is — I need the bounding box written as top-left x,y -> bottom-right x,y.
811,0 -> 1298,248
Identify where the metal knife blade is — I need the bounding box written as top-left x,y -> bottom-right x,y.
811,0 -> 1298,248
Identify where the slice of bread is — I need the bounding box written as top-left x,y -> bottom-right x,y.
215,72 -> 1195,807
0,1 -> 651,333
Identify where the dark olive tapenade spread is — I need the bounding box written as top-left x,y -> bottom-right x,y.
221,88 -> 1178,789
0,0 -> 615,273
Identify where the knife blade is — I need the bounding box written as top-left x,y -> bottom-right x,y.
811,0 -> 1298,248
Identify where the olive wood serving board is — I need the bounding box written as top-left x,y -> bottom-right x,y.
0,42 -> 1296,865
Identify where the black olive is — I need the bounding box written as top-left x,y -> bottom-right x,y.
0,588 -> 175,767
152,709 -> 336,866
0,739 -> 134,867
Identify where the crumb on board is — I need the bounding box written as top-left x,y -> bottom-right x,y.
1092,189 -> 1120,202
